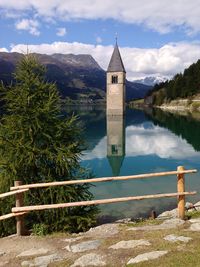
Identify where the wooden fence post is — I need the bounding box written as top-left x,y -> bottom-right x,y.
177,166 -> 185,219
15,181 -> 26,236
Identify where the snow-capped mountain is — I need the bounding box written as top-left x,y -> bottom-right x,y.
133,76 -> 168,86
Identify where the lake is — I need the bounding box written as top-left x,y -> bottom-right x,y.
70,107 -> 200,222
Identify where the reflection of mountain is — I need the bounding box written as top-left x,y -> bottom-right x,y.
78,108 -> 200,222
125,109 -> 149,126
64,106 -> 106,151
147,109 -> 200,152
107,116 -> 125,176
71,108 -> 149,152
81,108 -> 200,161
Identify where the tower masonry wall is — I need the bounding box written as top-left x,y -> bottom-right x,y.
106,72 -> 126,115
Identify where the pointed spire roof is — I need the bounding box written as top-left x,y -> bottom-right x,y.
107,155 -> 125,177
107,43 -> 126,73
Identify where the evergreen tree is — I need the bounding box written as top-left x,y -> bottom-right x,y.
0,54 -> 98,236
148,59 -> 200,105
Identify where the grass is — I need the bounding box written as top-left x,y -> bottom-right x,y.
125,218 -> 164,227
52,226 -> 200,267
191,102 -> 200,112
44,215 -> 200,267
126,237 -> 200,267
186,210 -> 200,219
128,98 -> 144,108
123,216 -> 200,267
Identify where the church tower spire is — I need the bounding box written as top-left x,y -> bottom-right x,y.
106,41 -> 126,115
107,115 -> 125,176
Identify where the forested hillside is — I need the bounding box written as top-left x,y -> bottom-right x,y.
0,52 -> 151,103
146,59 -> 200,105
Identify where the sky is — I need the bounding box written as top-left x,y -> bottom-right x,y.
1,0 -> 200,80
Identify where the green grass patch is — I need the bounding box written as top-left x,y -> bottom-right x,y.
122,218 -> 164,228
126,240 -> 200,267
186,210 -> 200,219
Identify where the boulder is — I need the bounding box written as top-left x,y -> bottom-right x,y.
85,224 -> 119,238
127,250 -> 168,265
17,248 -> 49,258
109,239 -> 150,250
21,253 -> 61,267
64,240 -> 101,253
70,253 -> 106,267
164,234 -> 192,243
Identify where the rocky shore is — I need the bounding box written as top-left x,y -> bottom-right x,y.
1,200 -> 200,267
158,98 -> 200,113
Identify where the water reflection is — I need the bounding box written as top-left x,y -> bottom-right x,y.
107,115 -> 125,176
83,111 -> 199,162
125,124 -> 199,159
147,109 -> 200,151
80,108 -> 200,220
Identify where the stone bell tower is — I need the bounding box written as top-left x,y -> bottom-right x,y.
106,41 -> 126,115
107,115 -> 125,176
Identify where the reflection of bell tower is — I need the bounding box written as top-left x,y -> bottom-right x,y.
106,40 -> 126,115
107,115 -> 125,176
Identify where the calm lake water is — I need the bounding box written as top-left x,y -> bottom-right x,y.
69,107 -> 200,221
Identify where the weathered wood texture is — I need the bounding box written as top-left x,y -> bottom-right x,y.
0,189 -> 29,199
10,169 -> 197,191
12,191 -> 196,213
177,166 -> 185,219
15,181 -> 26,236
0,212 -> 27,221
0,167 -> 197,234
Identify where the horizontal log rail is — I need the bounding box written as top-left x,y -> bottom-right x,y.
12,191 -> 196,213
0,212 -> 27,221
0,166 -> 198,236
10,169 -> 197,191
0,189 -> 29,199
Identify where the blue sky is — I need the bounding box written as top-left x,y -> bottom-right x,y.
1,0 -> 200,80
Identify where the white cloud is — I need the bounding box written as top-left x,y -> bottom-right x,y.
10,41 -> 200,80
15,18 -> 40,36
96,36 -> 102,44
1,0 -> 200,35
82,124 -> 200,160
56,27 -> 67,37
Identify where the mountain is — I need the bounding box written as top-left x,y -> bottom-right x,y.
0,52 -> 152,102
51,53 -> 102,70
145,59 -> 200,106
126,80 -> 151,100
133,76 -> 168,86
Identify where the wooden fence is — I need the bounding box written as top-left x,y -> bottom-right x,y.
0,166 -> 198,236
